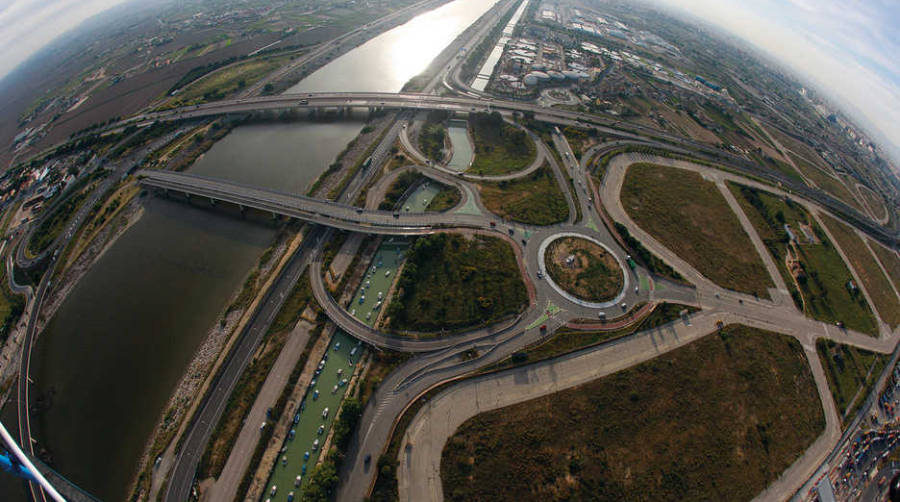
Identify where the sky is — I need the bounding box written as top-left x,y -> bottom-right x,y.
0,0 -> 127,78
1,0 -> 899,161
646,0 -> 900,162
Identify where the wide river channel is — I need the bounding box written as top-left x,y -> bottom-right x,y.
14,0 -> 498,500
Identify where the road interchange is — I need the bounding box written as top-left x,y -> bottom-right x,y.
10,0 -> 900,498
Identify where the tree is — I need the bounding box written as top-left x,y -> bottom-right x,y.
303,457 -> 339,502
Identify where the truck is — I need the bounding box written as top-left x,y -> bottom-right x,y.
626,254 -> 637,270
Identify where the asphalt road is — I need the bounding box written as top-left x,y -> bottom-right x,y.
13,131 -> 186,502
13,0 -> 900,499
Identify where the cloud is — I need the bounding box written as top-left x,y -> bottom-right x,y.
0,0 -> 127,78
645,0 -> 900,162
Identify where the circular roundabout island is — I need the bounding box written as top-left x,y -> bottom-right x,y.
542,235 -> 625,305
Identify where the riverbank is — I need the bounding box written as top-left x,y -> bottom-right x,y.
134,224 -> 302,501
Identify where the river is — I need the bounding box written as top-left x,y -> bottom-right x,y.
24,0 -> 496,500
288,0 -> 498,93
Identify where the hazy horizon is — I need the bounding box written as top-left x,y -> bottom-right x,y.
2,0 -> 898,165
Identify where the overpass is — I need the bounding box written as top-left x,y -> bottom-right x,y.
137,169 -> 491,234
116,92 -> 896,245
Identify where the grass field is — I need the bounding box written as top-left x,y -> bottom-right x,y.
788,153 -> 865,213
730,183 -> 879,335
858,185 -> 888,221
620,164 -> 773,297
198,273 -> 313,479
561,126 -> 596,160
442,325 -> 824,501
479,165 -> 568,225
387,233 -> 527,332
821,213 -> 900,329
817,339 -> 888,422
165,56 -> 286,108
544,237 -> 622,302
868,240 -> 900,294
419,123 -> 446,163
378,170 -> 424,210
426,185 -> 461,212
468,112 -> 535,176
27,170 -> 105,256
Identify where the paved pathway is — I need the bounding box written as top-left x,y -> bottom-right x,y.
205,319 -> 314,501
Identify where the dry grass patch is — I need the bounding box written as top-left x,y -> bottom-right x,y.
869,239 -> 900,294
858,185 -> 888,221
544,237 -> 622,302
821,214 -> 900,329
442,325 -> 824,501
620,163 -> 773,297
729,183 -> 878,335
788,153 -> 865,213
817,339 -> 888,423
479,165 -> 569,225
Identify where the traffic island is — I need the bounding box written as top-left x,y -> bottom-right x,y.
543,236 -> 623,303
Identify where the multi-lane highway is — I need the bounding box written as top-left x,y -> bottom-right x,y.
88,89 -> 897,248
10,1 -> 900,500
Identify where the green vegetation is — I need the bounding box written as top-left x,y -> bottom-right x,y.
731,183 -> 878,335
198,273 -> 313,480
328,126 -> 387,201
235,318 -> 324,502
479,165 -> 568,225
442,325 -> 824,501
544,237 -> 623,302
419,123 -> 446,163
378,171 -> 424,210
869,240 -> 900,294
426,185 -> 461,212
858,186 -> 888,221
561,126 -> 597,160
0,208 -> 25,342
788,153 -> 864,213
387,233 -> 527,332
27,170 -> 106,256
748,150 -> 804,184
163,56 -> 286,108
613,222 -> 685,283
359,350 -> 412,406
301,397 -> 364,502
821,213 -> 900,329
621,163 -> 773,297
817,339 -> 888,422
468,112 -> 535,176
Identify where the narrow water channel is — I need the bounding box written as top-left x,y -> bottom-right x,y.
27,0 -> 499,499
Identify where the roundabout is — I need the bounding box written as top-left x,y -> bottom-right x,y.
538,232 -> 630,309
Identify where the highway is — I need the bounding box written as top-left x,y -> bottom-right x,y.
143,122 -> 898,501
138,169 -> 488,234
10,0 -> 900,499
85,88 -> 895,248
11,131 -> 187,502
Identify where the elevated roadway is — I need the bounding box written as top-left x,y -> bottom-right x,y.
137,169 -> 491,234
101,90 -> 895,245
